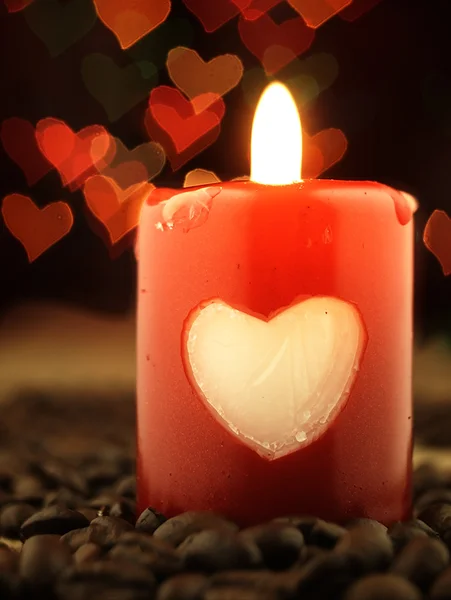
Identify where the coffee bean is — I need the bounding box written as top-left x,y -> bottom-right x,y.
177,529 -> 262,573
86,516 -> 134,548
335,523 -> 394,573
61,528 -> 92,552
430,567 -> 451,599
157,573 -> 208,600
389,519 -> 439,552
109,531 -> 183,580
239,523 -> 304,570
204,587 -> 279,600
115,475 -> 136,499
75,507 -> 98,522
0,545 -> 18,572
346,519 -> 387,532
309,520 -> 346,549
84,462 -> 121,492
272,516 -> 319,540
20,506 -> 90,540
154,512 -> 238,547
0,469 -> 12,492
31,459 -> 89,496
0,503 -> 35,538
12,474 -> 45,504
418,503 -> 451,535
88,493 -> 118,511
416,489 -> 451,513
44,488 -> 85,509
74,543 -> 103,564
210,570 -> 299,597
414,464 -> 449,500
344,573 -> 422,600
390,536 -> 449,591
108,498 -> 136,524
20,534 -> 72,587
136,507 -> 167,535
0,572 -> 21,600
0,491 -> 13,508
55,560 -> 156,600
294,552 -> 357,599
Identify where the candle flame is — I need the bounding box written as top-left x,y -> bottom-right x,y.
251,82 -> 302,185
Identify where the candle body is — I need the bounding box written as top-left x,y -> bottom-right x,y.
137,180 -> 413,526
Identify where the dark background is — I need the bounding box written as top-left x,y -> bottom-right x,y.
0,0 -> 450,339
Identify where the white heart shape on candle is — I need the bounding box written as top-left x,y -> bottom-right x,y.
184,297 -> 366,460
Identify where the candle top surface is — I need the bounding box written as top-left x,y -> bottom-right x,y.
146,179 -> 414,227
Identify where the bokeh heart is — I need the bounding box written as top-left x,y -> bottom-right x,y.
82,54 -> 158,122
2,194 -> 73,262
23,0 -> 96,57
1,118 -> 53,186
238,11 -> 315,74
183,169 -> 221,188
145,86 -> 225,171
242,53 -> 339,109
303,128 -> 348,178
4,0 -> 33,12
35,118 -> 113,190
84,175 -> 154,245
93,0 -> 171,49
125,17 -> 194,70
287,0 -> 352,28
167,47 -> 243,104
92,136 -> 166,189
181,0 -> 242,32
239,0 -> 282,20
423,210 -> 451,276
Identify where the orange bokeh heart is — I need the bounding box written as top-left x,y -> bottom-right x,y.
424,210 -> 451,276
183,169 -> 222,188
288,0 -> 352,28
2,194 -> 73,262
167,47 -> 243,103
238,11 -> 315,74
145,86 -> 225,171
1,117 -> 53,186
35,118 -> 113,190
92,137 -> 166,190
84,175 -> 154,245
93,0 -> 171,49
303,128 -> 348,178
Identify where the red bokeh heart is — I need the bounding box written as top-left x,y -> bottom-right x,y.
1,117 -> 53,186
238,12 -> 315,74
288,0 -> 352,28
145,86 -> 225,171
84,174 -> 154,245
2,193 -> 73,262
424,210 -> 451,276
35,118 -> 113,190
182,0 -> 280,31
182,0 -> 243,32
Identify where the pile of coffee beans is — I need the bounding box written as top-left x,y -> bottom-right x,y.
2,392 -> 451,599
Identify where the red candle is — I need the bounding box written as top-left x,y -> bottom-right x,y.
137,83 -> 414,526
